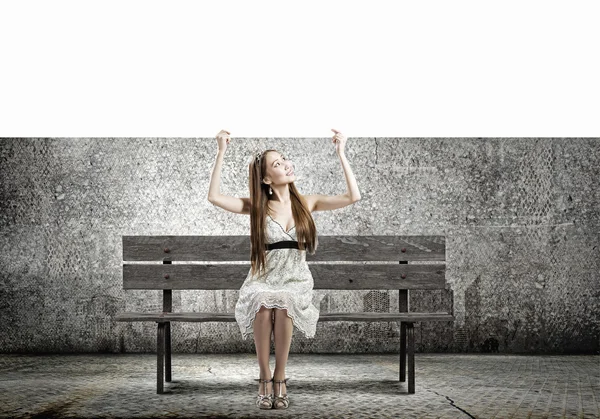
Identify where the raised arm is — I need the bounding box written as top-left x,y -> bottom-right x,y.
306,129 -> 361,212
207,130 -> 251,215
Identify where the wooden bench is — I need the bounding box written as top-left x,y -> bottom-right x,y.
115,234 -> 454,394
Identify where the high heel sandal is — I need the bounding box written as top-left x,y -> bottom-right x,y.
273,378 -> 289,409
256,377 -> 274,409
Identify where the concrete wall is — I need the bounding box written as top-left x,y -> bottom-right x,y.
1,138 -> 598,354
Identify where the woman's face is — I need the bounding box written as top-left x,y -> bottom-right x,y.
264,151 -> 295,185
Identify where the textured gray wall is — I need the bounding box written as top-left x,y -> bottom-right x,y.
1,138 -> 598,354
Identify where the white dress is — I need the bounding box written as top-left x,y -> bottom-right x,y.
234,214 -> 319,340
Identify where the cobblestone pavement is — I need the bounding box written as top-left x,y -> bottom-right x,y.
0,353 -> 598,418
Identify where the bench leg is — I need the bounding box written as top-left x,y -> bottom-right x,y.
157,322 -> 165,394
407,322 -> 415,394
165,322 -> 172,382
399,322 -> 407,382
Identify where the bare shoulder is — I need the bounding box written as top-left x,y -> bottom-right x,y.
240,197 -> 251,215
301,193 -> 360,212
302,194 -> 317,212
208,194 -> 251,215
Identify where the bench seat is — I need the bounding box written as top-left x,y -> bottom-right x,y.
115,311 -> 454,323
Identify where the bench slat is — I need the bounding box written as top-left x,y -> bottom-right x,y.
123,235 -> 445,262
123,263 -> 447,290
115,312 -> 454,323
320,312 -> 454,322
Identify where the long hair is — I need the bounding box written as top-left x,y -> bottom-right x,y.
249,149 -> 318,278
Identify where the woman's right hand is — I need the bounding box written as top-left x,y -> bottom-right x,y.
216,129 -> 231,152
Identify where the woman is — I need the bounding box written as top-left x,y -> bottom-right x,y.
207,129 -> 361,409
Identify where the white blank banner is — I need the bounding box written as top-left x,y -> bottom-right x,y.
0,0 -> 598,137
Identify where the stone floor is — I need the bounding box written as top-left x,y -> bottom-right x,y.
0,353 -> 598,418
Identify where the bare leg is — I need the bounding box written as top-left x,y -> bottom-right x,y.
254,306 -> 273,396
273,308 -> 293,406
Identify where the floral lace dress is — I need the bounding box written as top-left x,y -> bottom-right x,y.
234,214 -> 319,340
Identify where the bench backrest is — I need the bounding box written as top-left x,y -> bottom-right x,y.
122,235 -> 447,291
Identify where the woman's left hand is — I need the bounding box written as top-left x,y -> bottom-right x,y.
331,128 -> 347,155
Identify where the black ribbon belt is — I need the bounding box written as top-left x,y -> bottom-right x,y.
266,240 -> 300,250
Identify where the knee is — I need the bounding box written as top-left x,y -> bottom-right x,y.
274,308 -> 289,319
255,306 -> 273,322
